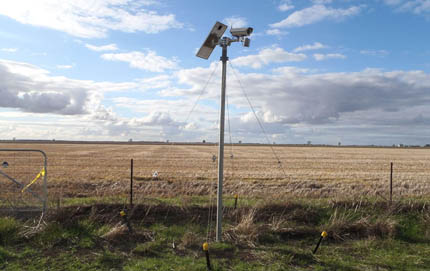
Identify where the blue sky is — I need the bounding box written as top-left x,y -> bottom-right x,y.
1,0 -> 430,145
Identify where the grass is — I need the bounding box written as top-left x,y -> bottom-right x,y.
0,198 -> 429,270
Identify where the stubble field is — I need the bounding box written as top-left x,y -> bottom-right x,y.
1,142 -> 429,205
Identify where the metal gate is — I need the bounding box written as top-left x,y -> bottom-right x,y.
0,149 -> 47,213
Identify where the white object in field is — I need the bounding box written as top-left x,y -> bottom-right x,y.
152,171 -> 159,179
1,161 -> 8,168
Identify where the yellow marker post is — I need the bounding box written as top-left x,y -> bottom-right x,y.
234,194 -> 238,209
120,210 -> 133,234
202,242 -> 212,270
21,168 -> 45,193
313,231 -> 328,254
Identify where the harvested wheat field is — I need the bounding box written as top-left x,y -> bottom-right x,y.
1,142 -> 429,205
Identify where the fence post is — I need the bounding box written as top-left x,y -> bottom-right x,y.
390,162 -> 393,204
130,159 -> 134,208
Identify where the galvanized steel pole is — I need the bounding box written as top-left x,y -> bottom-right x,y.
216,38 -> 228,242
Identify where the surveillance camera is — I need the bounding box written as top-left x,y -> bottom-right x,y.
230,27 -> 253,38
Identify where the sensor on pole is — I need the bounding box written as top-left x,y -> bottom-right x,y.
196,21 -> 253,242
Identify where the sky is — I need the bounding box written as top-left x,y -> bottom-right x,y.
0,0 -> 430,145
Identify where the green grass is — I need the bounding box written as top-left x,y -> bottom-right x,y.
1,199 -> 430,270
0,217 -> 21,246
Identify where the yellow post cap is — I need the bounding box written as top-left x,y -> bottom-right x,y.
234,194 -> 238,199
321,231 -> 328,238
120,210 -> 126,217
202,242 -> 209,251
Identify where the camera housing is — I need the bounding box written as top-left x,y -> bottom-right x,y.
230,27 -> 253,38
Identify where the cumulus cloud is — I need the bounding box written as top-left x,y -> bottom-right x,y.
231,47 -> 306,69
165,64 -> 430,145
232,68 -> 430,126
294,42 -> 327,52
223,16 -> 248,28
0,59 -> 136,115
85,43 -> 118,52
0,0 -> 183,38
3,58 -> 430,144
270,4 -> 362,28
101,50 -> 179,72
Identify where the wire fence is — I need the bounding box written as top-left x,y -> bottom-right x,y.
0,149 -> 47,211
1,143 -> 430,208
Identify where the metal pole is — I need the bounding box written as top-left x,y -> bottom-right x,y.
216,39 -> 228,242
130,159 -> 134,208
390,162 -> 393,204
43,151 -> 47,213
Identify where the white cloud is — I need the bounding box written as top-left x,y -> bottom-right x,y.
0,0 -> 183,38
137,75 -> 172,90
265,29 -> 288,36
101,50 -> 179,72
279,3 -> 294,11
278,0 -> 294,11
3,59 -> 430,145
294,42 -> 327,52
85,43 -> 118,52
231,47 -> 306,69
1,48 -> 18,53
360,50 -> 389,57
384,0 -> 430,14
0,59 -> 136,115
270,4 -> 362,28
313,53 -> 346,61
56,64 -> 74,69
279,4 -> 294,11
223,16 -> 248,28
161,64 -> 430,144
